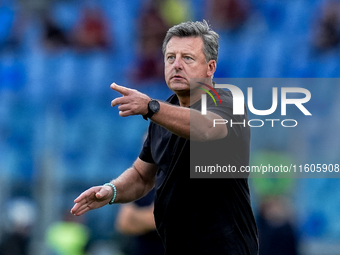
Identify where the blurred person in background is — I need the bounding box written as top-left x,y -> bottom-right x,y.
115,189 -> 164,255
0,198 -> 36,255
71,5 -> 111,51
130,1 -> 168,82
257,196 -> 299,255
46,210 -> 90,255
158,0 -> 192,27
312,0 -> 340,52
205,0 -> 250,31
42,13 -> 70,52
130,0 -> 193,83
251,151 -> 299,254
71,20 -> 258,254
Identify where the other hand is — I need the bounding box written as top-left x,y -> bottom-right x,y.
70,185 -> 113,216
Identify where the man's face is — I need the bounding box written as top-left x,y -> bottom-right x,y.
164,36 -> 216,95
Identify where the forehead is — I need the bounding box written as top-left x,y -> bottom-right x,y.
165,36 -> 204,54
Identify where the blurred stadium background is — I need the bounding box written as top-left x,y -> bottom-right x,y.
1,0 -> 340,254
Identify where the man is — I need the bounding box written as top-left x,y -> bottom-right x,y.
71,20 -> 258,254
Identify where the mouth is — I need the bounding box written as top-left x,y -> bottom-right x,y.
171,75 -> 185,80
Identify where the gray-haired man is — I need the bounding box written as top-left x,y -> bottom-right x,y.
71,20 -> 259,254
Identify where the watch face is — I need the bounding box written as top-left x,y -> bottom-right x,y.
149,100 -> 160,112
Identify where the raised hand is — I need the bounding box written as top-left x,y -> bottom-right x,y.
110,83 -> 151,117
70,185 -> 113,216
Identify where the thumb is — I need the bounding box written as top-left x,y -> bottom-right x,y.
110,83 -> 130,96
95,186 -> 110,199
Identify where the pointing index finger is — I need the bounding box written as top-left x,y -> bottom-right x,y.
110,83 -> 131,96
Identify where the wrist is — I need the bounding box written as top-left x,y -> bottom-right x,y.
104,183 -> 117,204
142,98 -> 151,116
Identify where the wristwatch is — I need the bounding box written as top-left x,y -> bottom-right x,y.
143,99 -> 160,120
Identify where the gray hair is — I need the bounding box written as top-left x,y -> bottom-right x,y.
162,20 -> 219,62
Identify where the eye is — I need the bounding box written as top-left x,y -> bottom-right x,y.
167,55 -> 175,61
184,56 -> 193,61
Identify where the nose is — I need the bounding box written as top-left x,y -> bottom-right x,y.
173,56 -> 183,70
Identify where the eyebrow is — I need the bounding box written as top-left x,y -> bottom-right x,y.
165,52 -> 195,57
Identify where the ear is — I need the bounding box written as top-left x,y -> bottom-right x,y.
207,60 -> 217,77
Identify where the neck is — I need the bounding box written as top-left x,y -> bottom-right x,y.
176,86 -> 211,107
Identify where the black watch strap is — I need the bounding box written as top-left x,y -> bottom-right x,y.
143,99 -> 160,120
